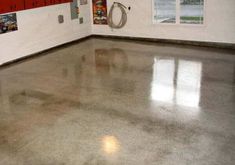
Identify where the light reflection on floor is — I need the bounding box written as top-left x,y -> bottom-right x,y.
151,58 -> 202,108
101,136 -> 120,155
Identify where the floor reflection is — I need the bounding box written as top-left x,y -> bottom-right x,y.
101,135 -> 120,155
95,48 -> 129,74
151,58 -> 202,108
0,79 -> 2,105
152,59 -> 175,103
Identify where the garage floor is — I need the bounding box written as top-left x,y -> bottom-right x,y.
0,38 -> 235,165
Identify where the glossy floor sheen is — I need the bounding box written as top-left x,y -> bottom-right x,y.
0,38 -> 235,165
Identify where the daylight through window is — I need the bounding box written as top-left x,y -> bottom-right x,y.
154,0 -> 204,24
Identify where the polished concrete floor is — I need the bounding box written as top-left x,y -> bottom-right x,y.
0,38 -> 235,165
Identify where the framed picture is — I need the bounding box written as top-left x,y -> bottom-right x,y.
92,0 -> 107,25
0,13 -> 18,34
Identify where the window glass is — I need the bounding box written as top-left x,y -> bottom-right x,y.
154,0 -> 176,23
180,0 -> 204,24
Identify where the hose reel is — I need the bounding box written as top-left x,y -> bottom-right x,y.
108,2 -> 128,29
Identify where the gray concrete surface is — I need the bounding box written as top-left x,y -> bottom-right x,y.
0,38 -> 235,165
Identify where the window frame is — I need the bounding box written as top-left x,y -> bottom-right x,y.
152,0 -> 206,26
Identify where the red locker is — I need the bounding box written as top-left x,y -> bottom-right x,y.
0,0 -> 24,14
34,0 -> 45,7
54,0 -> 62,4
0,1 -> 9,14
10,0 -> 25,12
61,0 -> 72,3
25,0 -> 45,9
0,0 -> 72,14
0,1 -> 2,14
45,0 -> 55,6
24,0 -> 35,10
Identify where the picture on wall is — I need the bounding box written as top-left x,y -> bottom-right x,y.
92,0 -> 107,25
80,0 -> 88,5
0,13 -> 18,34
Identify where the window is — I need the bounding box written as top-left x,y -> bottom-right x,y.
180,0 -> 204,24
154,0 -> 176,23
153,0 -> 204,24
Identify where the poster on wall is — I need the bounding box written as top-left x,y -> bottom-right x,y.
0,13 -> 18,34
80,0 -> 88,5
92,0 -> 107,25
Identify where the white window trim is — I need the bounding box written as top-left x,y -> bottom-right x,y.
152,0 -> 206,26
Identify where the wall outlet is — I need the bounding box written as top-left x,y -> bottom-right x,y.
79,17 -> 84,24
58,15 -> 64,24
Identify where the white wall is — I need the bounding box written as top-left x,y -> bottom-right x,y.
92,0 -> 235,44
1,0 -> 234,65
0,1 -> 91,65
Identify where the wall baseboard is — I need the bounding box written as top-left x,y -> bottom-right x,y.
92,34 -> 235,50
1,34 -> 234,69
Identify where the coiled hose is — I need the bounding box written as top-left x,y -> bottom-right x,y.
108,2 -> 127,29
